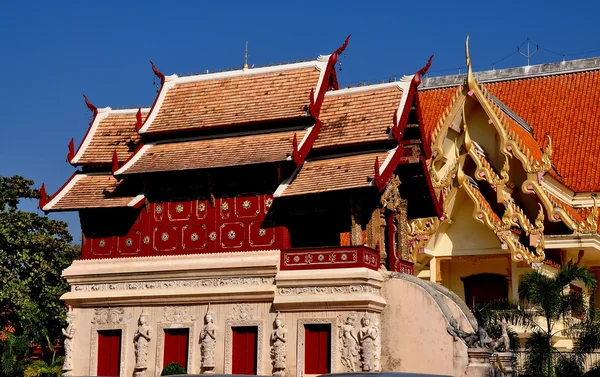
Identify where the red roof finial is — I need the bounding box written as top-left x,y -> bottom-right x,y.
330,34 -> 352,65
111,151 -> 120,174
150,60 -> 166,85
135,108 -> 143,131
67,138 -> 75,161
292,133 -> 302,164
39,183 -> 48,210
82,94 -> 98,117
413,55 -> 434,87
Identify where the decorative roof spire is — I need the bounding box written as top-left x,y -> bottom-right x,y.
465,35 -> 476,88
243,41 -> 249,69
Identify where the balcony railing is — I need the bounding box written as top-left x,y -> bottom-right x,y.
280,246 -> 380,271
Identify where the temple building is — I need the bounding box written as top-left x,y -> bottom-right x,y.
40,36 -> 600,377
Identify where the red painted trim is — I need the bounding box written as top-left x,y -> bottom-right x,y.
292,35 -> 350,165
40,172 -> 79,212
136,61 -> 169,135
67,138 -> 75,162
280,245 -> 379,271
373,156 -> 381,188
70,96 -> 102,166
412,54 -> 434,87
420,156 -> 444,219
292,119 -> 322,164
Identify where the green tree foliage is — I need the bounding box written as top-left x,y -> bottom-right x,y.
160,362 -> 186,376
0,333 -> 29,377
0,175 -> 79,356
516,264 -> 597,377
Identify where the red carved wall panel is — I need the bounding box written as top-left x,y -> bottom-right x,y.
81,194 -> 287,259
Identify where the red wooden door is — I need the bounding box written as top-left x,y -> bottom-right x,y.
163,328 -> 189,371
304,324 -> 331,374
232,326 -> 258,375
98,330 -> 121,377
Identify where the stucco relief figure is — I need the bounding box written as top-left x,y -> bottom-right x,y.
447,318 -> 493,350
61,308 -> 75,376
270,312 -> 287,377
496,319 -> 511,352
200,311 -> 217,372
372,316 -> 381,372
358,314 -> 379,372
339,313 -> 359,372
134,310 -> 152,370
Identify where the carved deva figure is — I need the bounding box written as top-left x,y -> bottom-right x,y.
497,318 -> 511,352
358,314 -> 379,372
200,308 -> 217,373
270,312 -> 288,377
134,310 -> 152,372
61,307 -> 75,376
339,312 -> 359,372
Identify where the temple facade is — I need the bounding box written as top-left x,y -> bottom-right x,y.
40,37 -> 600,377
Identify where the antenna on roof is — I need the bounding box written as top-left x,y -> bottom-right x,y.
517,38 -> 539,66
243,41 -> 249,69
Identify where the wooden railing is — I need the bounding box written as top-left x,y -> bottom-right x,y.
280,246 -> 380,271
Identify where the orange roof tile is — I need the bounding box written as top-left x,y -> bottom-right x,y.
486,70 -> 600,192
280,151 -> 389,197
143,65 -> 323,135
118,129 -> 305,175
418,87 -> 458,154
313,85 -> 402,149
71,109 -> 148,165
43,174 -> 143,212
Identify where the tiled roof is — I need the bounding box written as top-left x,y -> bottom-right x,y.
312,85 -> 402,149
279,151 -> 388,197
418,87 -> 458,153
420,69 -> 600,192
142,65 -> 323,135
43,174 -> 142,212
118,129 -> 305,175
486,70 -> 600,192
72,109 -> 148,165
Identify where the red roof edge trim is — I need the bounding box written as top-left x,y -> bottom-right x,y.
420,156 -> 444,219
292,119 -> 322,165
414,92 -> 432,159
83,94 -> 98,117
39,172 -> 79,213
136,62 -> 170,135
38,183 -> 48,210
150,60 -> 166,85
67,138 -> 75,162
309,34 -> 351,117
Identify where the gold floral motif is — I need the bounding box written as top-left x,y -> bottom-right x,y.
161,232 -> 169,242
242,200 -> 251,210
209,232 -> 217,241
175,204 -> 184,213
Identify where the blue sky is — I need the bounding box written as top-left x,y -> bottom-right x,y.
1,0 -> 598,242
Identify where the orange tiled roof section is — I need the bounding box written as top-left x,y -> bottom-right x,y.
281,151 -> 388,196
487,70 -> 600,192
122,130 -> 305,175
146,67 -> 321,134
48,175 -> 139,211
313,86 -> 402,149
418,87 -> 458,155
76,111 -> 146,165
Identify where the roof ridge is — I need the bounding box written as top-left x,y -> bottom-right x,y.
420,56 -> 600,89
